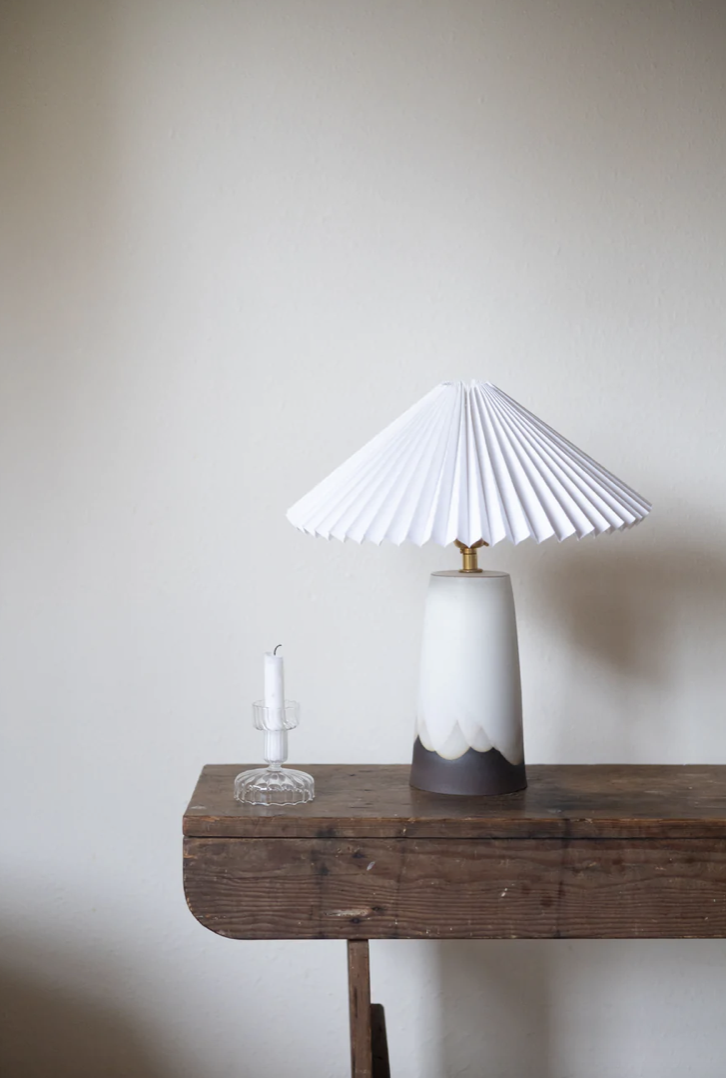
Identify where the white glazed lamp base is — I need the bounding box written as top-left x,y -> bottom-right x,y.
411,571 -> 527,796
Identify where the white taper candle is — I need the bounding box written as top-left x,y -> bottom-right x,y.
263,646 -> 286,764
264,647 -> 285,726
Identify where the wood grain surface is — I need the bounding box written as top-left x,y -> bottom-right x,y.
184,764 -> 726,840
183,834 -> 726,940
348,941 -> 372,1078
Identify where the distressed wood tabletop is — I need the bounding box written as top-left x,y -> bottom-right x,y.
184,763 -> 726,839
184,764 -> 726,942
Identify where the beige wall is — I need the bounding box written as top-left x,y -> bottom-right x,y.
2,2 -> 725,1075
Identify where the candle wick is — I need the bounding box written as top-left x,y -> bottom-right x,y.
273,644 -> 282,655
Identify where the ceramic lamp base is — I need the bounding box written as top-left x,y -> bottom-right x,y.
412,569 -> 526,797
410,737 -> 526,796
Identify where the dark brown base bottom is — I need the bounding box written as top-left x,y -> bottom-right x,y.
410,738 -> 527,796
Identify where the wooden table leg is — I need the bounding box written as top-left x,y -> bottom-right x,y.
347,940 -> 391,1078
348,940 -> 373,1078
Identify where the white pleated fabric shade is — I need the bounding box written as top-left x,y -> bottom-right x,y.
286,381 -> 651,548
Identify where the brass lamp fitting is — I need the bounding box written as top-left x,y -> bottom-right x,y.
454,538 -> 488,573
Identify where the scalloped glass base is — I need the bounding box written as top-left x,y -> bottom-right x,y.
234,766 -> 315,806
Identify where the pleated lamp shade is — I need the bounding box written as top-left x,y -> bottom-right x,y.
286,381 -> 651,548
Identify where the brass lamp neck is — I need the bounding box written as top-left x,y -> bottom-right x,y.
454,539 -> 487,573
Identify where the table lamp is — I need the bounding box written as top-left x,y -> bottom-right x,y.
286,381 -> 651,796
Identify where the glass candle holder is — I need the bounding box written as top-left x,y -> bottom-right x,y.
234,701 -> 314,806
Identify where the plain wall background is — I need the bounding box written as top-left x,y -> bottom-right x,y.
1,1 -> 725,1075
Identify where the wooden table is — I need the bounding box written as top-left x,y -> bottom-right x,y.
183,764 -> 726,1077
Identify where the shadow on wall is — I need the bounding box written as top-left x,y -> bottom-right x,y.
524,530 -> 726,758
546,536 -> 726,679
0,958 -> 171,1078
